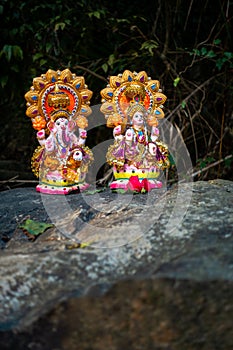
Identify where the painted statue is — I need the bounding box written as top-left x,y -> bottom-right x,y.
100,70 -> 169,192
25,69 -> 93,194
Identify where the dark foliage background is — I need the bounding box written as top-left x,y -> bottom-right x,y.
0,0 -> 232,186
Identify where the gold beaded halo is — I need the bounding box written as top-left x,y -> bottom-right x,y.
25,69 -> 92,131
100,70 -> 167,127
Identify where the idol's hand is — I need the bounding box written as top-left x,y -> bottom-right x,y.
113,125 -> 121,136
125,128 -> 133,141
151,126 -> 159,141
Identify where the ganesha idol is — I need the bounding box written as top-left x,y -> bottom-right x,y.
100,70 -> 170,192
25,69 -> 93,194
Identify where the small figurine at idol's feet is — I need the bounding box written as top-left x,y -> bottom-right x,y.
25,69 -> 93,194
100,70 -> 170,192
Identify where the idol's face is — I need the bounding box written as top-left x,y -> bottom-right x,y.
132,112 -> 144,126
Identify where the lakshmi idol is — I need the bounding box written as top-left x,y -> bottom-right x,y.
100,70 -> 169,192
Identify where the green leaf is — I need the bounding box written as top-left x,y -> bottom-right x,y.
181,100 -> 186,108
206,157 -> 215,163
213,39 -> 221,45
108,54 -> 115,68
199,160 -> 206,169
55,22 -> 66,31
173,77 -> 180,87
19,219 -> 54,236
0,76 -> 8,88
140,40 -> 159,55
206,50 -> 216,58
133,15 -> 147,22
216,58 -> 224,70
12,45 -> 23,60
168,154 -> 176,166
224,156 -> 233,168
201,47 -> 207,55
192,49 -> 200,56
46,43 -> 52,53
112,189 -> 127,194
40,58 -> 47,66
102,63 -> 108,73
66,241 -> 92,249
33,53 -> 43,62
94,11 -> 101,19
88,11 -> 102,19
224,51 -> 233,59
116,18 -> 130,24
84,189 -> 104,195
1,45 -> 23,61
2,45 -> 12,61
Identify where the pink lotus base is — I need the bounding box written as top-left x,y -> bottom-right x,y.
36,182 -> 90,195
109,179 -> 163,191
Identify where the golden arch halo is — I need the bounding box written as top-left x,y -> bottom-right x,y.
25,69 -> 93,132
100,70 -> 167,128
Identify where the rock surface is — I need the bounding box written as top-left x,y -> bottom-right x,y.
0,179 -> 232,349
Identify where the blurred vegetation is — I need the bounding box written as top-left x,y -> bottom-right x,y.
0,0 -> 232,186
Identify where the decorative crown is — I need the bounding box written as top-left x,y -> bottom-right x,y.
124,83 -> 146,102
127,103 -> 147,119
48,84 -> 70,109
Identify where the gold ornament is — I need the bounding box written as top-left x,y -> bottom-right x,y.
100,70 -> 167,128
25,68 -> 93,132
